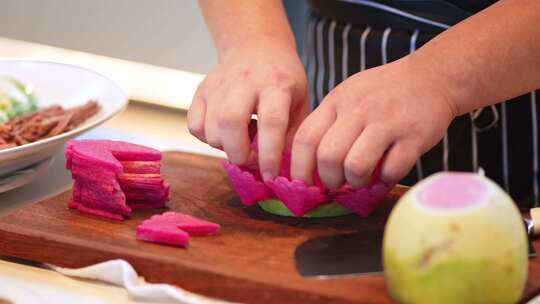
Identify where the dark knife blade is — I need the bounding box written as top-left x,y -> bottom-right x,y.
295,220 -> 536,278
295,229 -> 384,278
525,218 -> 537,257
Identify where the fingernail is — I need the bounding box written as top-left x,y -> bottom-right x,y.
262,171 -> 273,181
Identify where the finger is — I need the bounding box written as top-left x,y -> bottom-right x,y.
187,88 -> 207,142
219,87 -> 257,164
344,126 -> 394,188
285,97 -> 310,148
204,90 -> 226,150
380,140 -> 419,184
316,116 -> 365,190
257,89 -> 291,180
291,102 -> 336,184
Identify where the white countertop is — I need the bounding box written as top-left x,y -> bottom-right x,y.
0,36 -> 204,110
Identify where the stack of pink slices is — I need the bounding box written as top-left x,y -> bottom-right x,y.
223,139 -> 393,217
66,140 -> 170,220
137,211 -> 220,247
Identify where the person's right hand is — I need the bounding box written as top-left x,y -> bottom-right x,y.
188,40 -> 309,180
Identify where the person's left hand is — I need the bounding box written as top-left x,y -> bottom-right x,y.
290,57 -> 458,189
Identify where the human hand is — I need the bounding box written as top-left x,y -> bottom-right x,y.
188,40 -> 308,180
291,58 -> 457,189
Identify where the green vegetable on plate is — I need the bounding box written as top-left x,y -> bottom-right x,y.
0,77 -> 38,124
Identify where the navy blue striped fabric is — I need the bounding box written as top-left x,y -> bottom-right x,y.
303,1 -> 540,208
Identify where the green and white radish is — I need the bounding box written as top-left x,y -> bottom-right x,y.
384,172 -> 528,304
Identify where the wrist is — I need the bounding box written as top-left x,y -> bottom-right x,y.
402,53 -> 469,118
218,36 -> 297,63
404,36 -> 497,117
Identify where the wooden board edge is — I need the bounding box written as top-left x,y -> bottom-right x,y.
0,224 -> 364,304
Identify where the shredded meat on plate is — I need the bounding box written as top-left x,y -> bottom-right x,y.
0,100 -> 100,150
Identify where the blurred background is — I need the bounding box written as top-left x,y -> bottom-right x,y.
0,0 -> 308,75
0,0 -> 312,161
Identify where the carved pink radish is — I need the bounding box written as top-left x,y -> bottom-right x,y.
223,137 -> 392,217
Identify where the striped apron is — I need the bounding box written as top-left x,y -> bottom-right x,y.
302,0 -> 539,209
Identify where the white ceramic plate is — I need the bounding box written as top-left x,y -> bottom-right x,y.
0,59 -> 128,175
0,157 -> 52,193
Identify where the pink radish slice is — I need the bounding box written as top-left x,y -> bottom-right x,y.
332,183 -> 392,218
117,174 -> 166,190
75,186 -> 131,216
146,211 -> 221,236
120,161 -> 161,174
136,212 -> 220,247
66,143 -> 122,172
105,141 -> 161,161
222,162 -> 274,205
66,150 -> 122,172
67,140 -> 161,168
71,175 -> 118,193
137,223 -> 190,247
265,177 -> 329,217
68,200 -> 125,221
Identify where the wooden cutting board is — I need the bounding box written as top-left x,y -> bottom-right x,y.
0,151 -> 538,304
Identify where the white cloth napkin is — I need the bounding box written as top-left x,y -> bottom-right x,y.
48,260 -> 234,304
0,259 -> 235,304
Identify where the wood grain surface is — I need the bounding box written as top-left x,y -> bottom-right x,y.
0,152 -> 538,304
